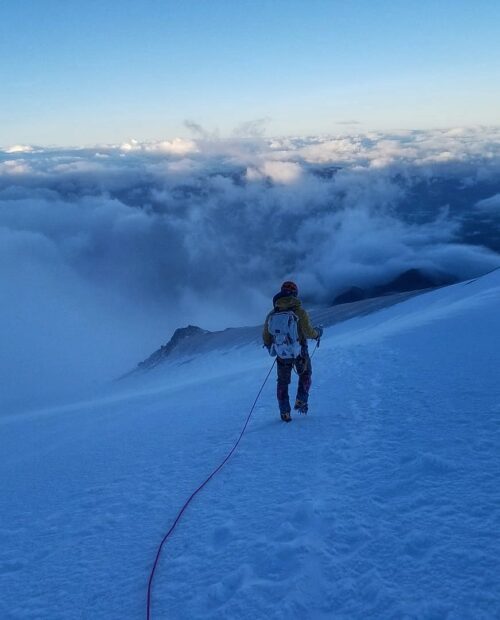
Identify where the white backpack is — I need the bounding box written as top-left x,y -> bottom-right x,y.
267,311 -> 302,359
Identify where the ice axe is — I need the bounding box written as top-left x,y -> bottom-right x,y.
312,324 -> 323,356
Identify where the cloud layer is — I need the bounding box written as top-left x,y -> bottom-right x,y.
2,127 -> 500,411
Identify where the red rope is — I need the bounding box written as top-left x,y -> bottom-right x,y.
146,359 -> 277,619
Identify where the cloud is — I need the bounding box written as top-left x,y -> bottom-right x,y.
260,160 -> 303,183
233,117 -> 271,138
476,193 -> 500,213
5,144 -> 34,153
0,159 -> 31,174
120,138 -> 198,155
1,127 -> 500,411
183,119 -> 219,140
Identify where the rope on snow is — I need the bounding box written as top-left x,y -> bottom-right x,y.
146,358 -> 277,619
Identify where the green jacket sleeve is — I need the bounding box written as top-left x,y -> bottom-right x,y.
297,307 -> 319,340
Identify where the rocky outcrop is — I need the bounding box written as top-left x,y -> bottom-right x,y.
137,325 -> 210,370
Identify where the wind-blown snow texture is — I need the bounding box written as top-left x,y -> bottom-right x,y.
1,271 -> 500,619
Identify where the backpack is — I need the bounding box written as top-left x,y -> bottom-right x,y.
267,310 -> 302,359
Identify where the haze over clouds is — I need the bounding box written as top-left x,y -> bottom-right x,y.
2,127 -> 500,412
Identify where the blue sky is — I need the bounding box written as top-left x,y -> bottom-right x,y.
1,0 -> 499,145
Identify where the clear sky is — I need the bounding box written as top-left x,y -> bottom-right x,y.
1,0 -> 499,145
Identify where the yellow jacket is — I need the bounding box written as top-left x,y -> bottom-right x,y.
262,295 -> 318,347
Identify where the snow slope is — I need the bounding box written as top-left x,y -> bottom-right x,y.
1,271 -> 500,619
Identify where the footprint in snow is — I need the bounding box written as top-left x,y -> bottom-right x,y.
212,522 -> 233,547
207,564 -> 249,608
275,520 -> 298,542
291,501 -> 315,528
405,452 -> 455,477
404,532 -> 434,559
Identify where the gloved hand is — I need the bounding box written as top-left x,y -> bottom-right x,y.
314,325 -> 323,339
264,343 -> 276,356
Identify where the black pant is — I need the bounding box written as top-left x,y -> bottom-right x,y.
276,346 -> 312,415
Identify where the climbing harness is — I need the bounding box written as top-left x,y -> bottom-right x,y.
146,358 -> 277,619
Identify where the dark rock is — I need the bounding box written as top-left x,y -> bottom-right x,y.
373,269 -> 457,296
332,269 -> 458,306
137,325 -> 210,370
333,286 -> 367,305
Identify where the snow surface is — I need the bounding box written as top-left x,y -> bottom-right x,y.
1,271 -> 500,619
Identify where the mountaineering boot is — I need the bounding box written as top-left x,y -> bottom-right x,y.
280,411 -> 292,423
294,399 -> 308,414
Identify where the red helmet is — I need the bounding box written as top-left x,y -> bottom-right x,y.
281,280 -> 298,296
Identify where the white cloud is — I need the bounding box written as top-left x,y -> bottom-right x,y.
0,159 -> 31,174
146,138 -> 199,155
119,138 -> 198,155
245,166 -> 264,182
297,138 -> 363,164
261,160 -> 302,183
120,139 -> 139,151
52,160 -> 104,174
5,144 -> 34,153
